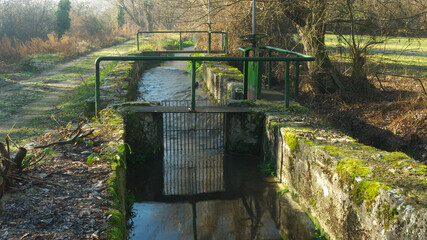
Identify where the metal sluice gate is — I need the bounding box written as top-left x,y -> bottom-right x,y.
161,100 -> 226,196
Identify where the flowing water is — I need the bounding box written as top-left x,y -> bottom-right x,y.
128,50 -> 284,239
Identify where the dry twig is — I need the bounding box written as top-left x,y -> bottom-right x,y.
34,129 -> 94,149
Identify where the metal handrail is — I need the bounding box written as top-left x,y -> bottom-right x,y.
137,30 -> 228,54
239,46 -> 313,103
94,55 -> 315,116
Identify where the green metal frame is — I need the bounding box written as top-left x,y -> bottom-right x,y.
239,46 -> 311,103
137,31 -> 228,54
94,55 -> 314,117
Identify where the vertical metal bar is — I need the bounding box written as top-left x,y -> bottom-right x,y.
194,113 -> 197,154
191,61 -> 196,111
221,113 -> 224,148
243,50 -> 249,99
208,0 -> 211,26
137,32 -> 140,51
224,33 -> 228,54
211,113 -> 214,150
180,113 -> 183,151
179,32 -> 182,50
285,61 -> 290,108
217,113 -> 219,149
256,51 -> 263,99
252,0 -> 256,35
95,61 -> 100,117
184,112 -> 187,154
295,61 -> 300,99
164,112 -> 167,154
203,113 -> 206,150
208,31 -> 212,53
168,104 -> 172,156
268,49 -> 272,89
221,33 -> 224,52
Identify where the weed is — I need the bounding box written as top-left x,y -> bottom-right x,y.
186,53 -> 204,79
277,188 -> 290,195
258,160 -> 276,176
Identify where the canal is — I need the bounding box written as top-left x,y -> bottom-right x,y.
127,50 -> 288,239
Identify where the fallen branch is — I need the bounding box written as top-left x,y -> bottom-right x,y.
375,73 -> 386,91
28,153 -> 46,167
7,174 -> 72,190
34,129 -> 94,149
376,72 -> 426,94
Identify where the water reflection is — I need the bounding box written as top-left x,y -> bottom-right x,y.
128,155 -> 282,240
129,50 -> 282,239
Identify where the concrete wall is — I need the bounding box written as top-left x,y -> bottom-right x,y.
202,63 -> 427,240
202,62 -> 244,100
120,106 -> 163,164
263,114 -> 426,240
224,111 -> 264,155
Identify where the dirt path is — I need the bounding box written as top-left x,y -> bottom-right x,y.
0,39 -> 136,137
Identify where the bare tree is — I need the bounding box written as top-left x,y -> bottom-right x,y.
0,0 -> 56,41
108,0 -> 155,30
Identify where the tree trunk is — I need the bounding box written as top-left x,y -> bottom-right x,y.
281,0 -> 344,93
350,52 -> 370,91
297,24 -> 343,92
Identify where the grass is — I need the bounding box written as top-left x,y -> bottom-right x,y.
29,61 -> 119,130
5,35 -> 174,141
1,40 -> 137,141
325,34 -> 427,78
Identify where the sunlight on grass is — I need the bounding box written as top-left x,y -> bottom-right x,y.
325,34 -> 427,78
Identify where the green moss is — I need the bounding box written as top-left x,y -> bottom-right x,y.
291,192 -> 300,203
322,145 -> 343,157
287,103 -> 310,113
284,131 -> 299,152
352,180 -> 382,210
106,162 -> 128,239
321,145 -> 357,158
108,209 -> 127,240
337,158 -> 371,183
302,138 -> 315,146
382,151 -> 411,162
380,204 -> 399,229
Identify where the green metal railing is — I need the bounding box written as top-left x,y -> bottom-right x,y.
94,55 -> 314,116
239,46 -> 313,104
137,31 -> 228,54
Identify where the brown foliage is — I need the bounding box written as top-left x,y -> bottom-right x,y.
0,24 -> 137,63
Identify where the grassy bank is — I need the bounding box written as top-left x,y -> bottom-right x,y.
325,34 -> 427,78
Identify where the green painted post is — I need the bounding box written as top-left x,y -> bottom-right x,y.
268,49 -> 272,88
243,50 -> 250,99
95,62 -> 100,117
224,33 -> 228,54
137,33 -> 140,51
256,51 -> 263,98
208,31 -> 212,53
221,33 -> 224,52
285,61 -> 290,108
295,61 -> 300,99
191,60 -> 196,111
179,32 -> 182,50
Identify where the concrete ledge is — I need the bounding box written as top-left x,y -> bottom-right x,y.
202,61 -> 426,239
264,113 -> 426,240
202,61 -> 244,100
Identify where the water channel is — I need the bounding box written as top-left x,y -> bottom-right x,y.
127,50 -> 285,239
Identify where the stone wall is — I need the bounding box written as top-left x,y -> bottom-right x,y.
118,103 -> 163,164
224,110 -> 265,155
264,114 -> 426,240
202,61 -> 244,100
202,63 -> 427,240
